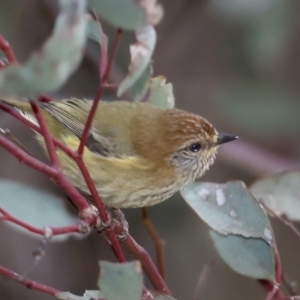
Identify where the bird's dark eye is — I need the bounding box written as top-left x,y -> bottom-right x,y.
189,143 -> 201,152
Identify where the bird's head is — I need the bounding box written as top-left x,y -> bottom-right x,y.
161,109 -> 238,181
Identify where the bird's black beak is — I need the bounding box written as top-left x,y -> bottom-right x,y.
215,133 -> 238,146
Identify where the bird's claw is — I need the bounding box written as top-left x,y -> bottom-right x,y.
113,208 -> 129,241
96,208 -> 114,232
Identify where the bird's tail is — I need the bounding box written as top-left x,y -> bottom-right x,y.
0,96 -> 32,112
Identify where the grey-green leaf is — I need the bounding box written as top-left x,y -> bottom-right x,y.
131,64 -> 152,102
88,0 -> 163,31
210,231 -> 275,281
98,261 -> 143,300
87,18 -> 107,45
56,290 -> 105,300
147,76 -> 175,109
250,170 -> 300,221
0,0 -> 87,97
0,180 -> 79,240
181,181 -> 273,244
86,17 -> 108,77
117,26 -> 156,97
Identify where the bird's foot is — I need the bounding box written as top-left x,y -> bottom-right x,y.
112,208 -> 129,241
96,208 -> 114,231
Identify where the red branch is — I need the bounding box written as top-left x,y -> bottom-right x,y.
78,28 -> 122,155
0,207 -> 90,236
0,132 -> 93,214
112,220 -> 171,295
0,265 -> 60,295
74,28 -> 126,262
31,101 -> 60,169
0,101 -> 126,262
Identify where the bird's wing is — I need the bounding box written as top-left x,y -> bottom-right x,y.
41,99 -> 134,158
41,98 -> 90,138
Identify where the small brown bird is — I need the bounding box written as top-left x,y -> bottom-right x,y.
1,98 -> 237,208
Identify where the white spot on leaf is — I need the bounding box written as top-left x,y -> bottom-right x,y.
230,209 -> 237,218
216,189 -> 226,206
264,227 -> 273,244
198,188 -> 210,200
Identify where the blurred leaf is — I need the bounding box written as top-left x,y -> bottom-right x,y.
210,231 -> 275,281
213,81 -> 300,137
0,180 -> 78,240
131,64 -> 152,102
0,0 -> 87,97
98,261 -> 143,300
87,17 -> 108,77
147,76 -> 175,109
87,18 -> 107,46
117,26 -> 156,97
208,0 -> 283,22
250,170 -> 300,222
56,290 -> 105,300
244,2 -> 291,76
88,0 -> 163,31
181,181 -> 273,244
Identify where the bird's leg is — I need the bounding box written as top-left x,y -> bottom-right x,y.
142,208 -> 165,279
112,208 -> 129,241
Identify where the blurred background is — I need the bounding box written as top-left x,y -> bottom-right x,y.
0,0 -> 300,299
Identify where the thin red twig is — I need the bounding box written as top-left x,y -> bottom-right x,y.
31,101 -> 60,169
75,28 -> 125,262
78,28 -> 122,155
0,101 -> 126,262
0,133 -> 93,214
0,102 -> 77,159
0,34 -> 18,64
0,265 -> 60,295
112,219 -> 171,295
142,208 -> 165,279
124,234 -> 171,295
0,207 -> 90,236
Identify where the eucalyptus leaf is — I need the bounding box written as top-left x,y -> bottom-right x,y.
88,0 -> 163,31
0,0 -> 87,97
250,170 -> 300,221
131,64 -> 152,102
210,231 -> 275,281
181,181 -> 273,244
56,290 -> 105,300
117,26 -> 156,97
98,261 -> 143,300
147,76 -> 175,109
87,18 -> 107,45
208,0 -> 283,22
87,18 -> 108,77
0,180 -> 79,240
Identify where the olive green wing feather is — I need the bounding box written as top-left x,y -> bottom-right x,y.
41,98 -> 134,158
